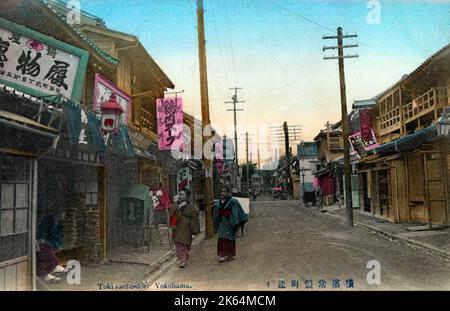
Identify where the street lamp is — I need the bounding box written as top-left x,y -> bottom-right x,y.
100,93 -> 124,134
435,111 -> 450,138
434,110 -> 450,227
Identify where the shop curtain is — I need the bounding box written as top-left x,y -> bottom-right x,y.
87,112 -> 107,153
63,101 -> 81,146
111,126 -> 136,158
319,176 -> 334,197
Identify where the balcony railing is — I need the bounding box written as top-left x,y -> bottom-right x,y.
378,87 -> 449,139
140,107 -> 155,133
403,87 -> 448,124
379,106 -> 401,134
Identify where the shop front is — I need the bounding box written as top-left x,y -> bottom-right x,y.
37,140 -> 105,267
0,88 -> 63,290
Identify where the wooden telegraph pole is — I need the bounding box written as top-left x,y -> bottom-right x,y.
323,27 -> 358,227
283,122 -> 293,199
197,0 -> 214,238
246,132 -> 250,197
225,87 -> 244,192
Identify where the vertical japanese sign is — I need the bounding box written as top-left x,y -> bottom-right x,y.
360,109 -> 372,141
157,97 -> 183,151
94,74 -> 131,125
177,167 -> 191,191
0,17 -> 88,102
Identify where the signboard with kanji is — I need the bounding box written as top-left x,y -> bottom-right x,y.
94,73 -> 131,125
359,109 -> 372,141
177,167 -> 191,191
0,17 -> 88,102
157,96 -> 183,151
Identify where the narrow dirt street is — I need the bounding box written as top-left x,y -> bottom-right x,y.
149,199 -> 450,291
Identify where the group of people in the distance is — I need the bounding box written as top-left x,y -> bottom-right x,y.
170,185 -> 248,268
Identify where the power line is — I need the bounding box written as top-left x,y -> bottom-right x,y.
211,2 -> 230,87
268,0 -> 335,34
225,0 -> 238,85
323,26 -> 358,227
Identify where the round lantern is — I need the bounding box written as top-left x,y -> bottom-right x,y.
100,93 -> 124,133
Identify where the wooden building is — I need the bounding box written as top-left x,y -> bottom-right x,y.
314,123 -> 344,205
1,0 -> 175,290
0,0 -> 118,290
357,44 -> 450,225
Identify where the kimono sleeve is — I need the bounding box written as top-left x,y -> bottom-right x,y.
229,199 -> 248,229
190,208 -> 201,235
213,202 -> 220,225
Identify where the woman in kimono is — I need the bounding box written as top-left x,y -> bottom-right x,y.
170,190 -> 200,268
213,186 -> 248,263
36,211 -> 69,282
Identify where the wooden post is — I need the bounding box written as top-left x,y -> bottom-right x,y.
323,27 -> 357,226
246,132 -> 250,197
405,156 -> 411,221
197,0 -> 214,238
441,150 -> 449,225
423,153 -> 432,229
283,122 -> 293,198
336,27 -> 353,226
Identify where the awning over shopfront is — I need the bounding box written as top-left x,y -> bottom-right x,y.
111,126 -> 135,158
375,124 -> 439,155
0,85 -> 60,156
63,101 -> 82,146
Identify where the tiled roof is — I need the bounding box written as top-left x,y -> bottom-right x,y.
406,43 -> 450,83
352,99 -> 376,109
41,0 -> 119,66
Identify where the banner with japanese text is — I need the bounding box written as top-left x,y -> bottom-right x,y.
94,74 -> 131,125
0,17 -> 88,102
157,97 -> 183,151
359,109 -> 372,141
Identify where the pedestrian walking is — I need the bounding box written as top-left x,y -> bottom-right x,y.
213,186 -> 248,263
170,190 -> 200,268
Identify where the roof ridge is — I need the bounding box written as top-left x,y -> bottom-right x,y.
41,0 -> 119,66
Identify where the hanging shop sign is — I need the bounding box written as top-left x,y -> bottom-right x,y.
157,96 -> 183,151
94,74 -> 131,125
177,167 -> 191,191
0,17 -> 88,102
349,130 -> 379,156
359,109 -> 372,141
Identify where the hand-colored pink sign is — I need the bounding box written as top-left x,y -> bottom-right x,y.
349,129 -> 379,155
157,97 -> 184,151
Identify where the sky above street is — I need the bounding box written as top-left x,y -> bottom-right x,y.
79,0 -> 450,166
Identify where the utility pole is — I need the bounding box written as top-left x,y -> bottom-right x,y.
197,0 -> 214,238
246,132 -> 250,198
323,27 -> 358,227
226,87 -> 244,193
283,122 -> 293,199
271,123 -> 301,199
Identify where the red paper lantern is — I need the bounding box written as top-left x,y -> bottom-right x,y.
100,93 -> 124,133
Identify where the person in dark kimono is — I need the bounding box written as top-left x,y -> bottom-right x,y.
36,211 -> 69,282
170,190 -> 200,268
213,186 -> 248,263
